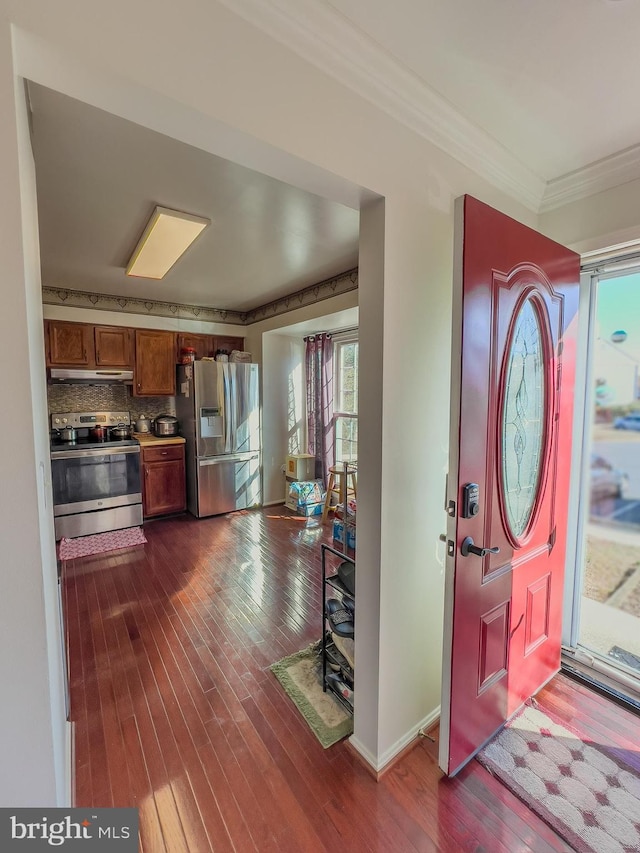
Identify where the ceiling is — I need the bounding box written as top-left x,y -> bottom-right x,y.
222,0 -> 640,209
325,0 -> 640,182
28,1 -> 640,309
28,82 -> 360,312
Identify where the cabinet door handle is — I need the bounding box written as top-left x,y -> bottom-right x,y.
137,382 -> 141,390
83,349 -> 87,360
161,451 -> 168,456
145,466 -> 149,477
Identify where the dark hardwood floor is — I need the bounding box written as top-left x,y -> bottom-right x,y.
62,508 -> 640,852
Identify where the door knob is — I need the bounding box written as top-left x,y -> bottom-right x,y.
460,536 -> 500,558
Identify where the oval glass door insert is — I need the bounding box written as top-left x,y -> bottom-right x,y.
501,297 -> 546,540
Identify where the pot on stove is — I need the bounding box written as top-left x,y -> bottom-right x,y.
110,423 -> 132,440
89,424 -> 109,442
60,425 -> 77,442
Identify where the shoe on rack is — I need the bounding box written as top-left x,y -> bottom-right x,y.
332,633 -> 355,670
325,598 -> 354,638
326,672 -> 354,707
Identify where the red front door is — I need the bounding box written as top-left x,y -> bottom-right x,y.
439,196 -> 580,777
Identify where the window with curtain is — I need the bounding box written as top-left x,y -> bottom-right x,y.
334,336 -> 358,464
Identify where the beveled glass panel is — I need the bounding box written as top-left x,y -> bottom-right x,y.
501,298 -> 545,539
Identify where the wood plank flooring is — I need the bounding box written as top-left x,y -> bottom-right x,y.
62,508 -> 640,852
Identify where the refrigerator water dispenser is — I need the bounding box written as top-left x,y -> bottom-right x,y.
200,407 -> 223,438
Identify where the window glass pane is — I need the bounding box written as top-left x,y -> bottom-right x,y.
334,338 -> 358,464
335,416 -> 358,463
337,342 -> 358,414
580,271 -> 640,678
501,298 -> 545,539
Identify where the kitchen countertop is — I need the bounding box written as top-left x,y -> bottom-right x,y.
133,433 -> 186,446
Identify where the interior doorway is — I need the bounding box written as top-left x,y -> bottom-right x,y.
565,264 -> 640,704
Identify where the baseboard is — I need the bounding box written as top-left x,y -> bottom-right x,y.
348,706 -> 441,778
263,499 -> 285,507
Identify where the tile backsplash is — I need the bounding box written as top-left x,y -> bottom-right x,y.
47,384 -> 176,422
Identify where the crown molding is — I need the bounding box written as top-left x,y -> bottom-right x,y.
217,0 -> 546,211
41,269 -> 358,326
540,144 -> 640,213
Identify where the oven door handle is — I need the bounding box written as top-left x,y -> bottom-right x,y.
51,446 -> 141,460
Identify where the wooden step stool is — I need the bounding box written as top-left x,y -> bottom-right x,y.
322,464 -> 357,523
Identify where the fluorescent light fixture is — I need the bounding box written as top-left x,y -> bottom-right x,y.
126,206 -> 210,279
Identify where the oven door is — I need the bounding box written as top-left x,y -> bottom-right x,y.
51,446 -> 141,516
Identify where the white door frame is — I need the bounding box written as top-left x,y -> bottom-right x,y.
562,260 -> 640,703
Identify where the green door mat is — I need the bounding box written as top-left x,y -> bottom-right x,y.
270,643 -> 353,748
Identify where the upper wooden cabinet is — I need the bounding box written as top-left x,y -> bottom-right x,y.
176,333 -> 214,362
94,325 -> 134,368
175,333 -> 245,362
44,321 -> 242,386
134,329 -> 176,396
213,335 -> 245,357
46,320 -> 134,368
46,321 -> 94,366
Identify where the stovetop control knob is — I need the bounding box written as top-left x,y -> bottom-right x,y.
53,418 -> 60,425
110,417 -> 115,422
62,418 -> 68,424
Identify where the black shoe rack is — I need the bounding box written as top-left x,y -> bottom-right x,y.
321,543 -> 355,715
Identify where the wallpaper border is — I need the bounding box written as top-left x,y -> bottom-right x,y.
42,268 -> 358,326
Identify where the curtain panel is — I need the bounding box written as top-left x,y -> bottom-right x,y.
304,333 -> 333,484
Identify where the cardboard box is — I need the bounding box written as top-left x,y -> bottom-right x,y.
298,501 -> 323,517
284,492 -> 298,511
286,453 -> 316,481
288,478 -> 324,506
332,520 -> 356,549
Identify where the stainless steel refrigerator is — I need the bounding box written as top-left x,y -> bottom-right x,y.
176,361 -> 261,517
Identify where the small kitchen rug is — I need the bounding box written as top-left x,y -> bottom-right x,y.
270,643 -> 353,748
477,702 -> 640,853
58,526 -> 147,560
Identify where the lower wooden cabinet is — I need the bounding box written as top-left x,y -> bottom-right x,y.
142,444 -> 186,518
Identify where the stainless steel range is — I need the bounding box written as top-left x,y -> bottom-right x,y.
50,411 -> 142,540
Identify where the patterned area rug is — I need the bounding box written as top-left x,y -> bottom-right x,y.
58,526 -> 147,560
478,702 -> 640,853
270,643 -> 353,748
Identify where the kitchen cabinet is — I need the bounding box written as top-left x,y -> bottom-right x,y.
212,335 -> 244,357
43,320 -> 242,380
46,320 -> 94,366
94,325 -> 134,367
142,444 -> 186,517
175,333 -> 245,362
134,329 -> 176,396
176,332 -> 214,361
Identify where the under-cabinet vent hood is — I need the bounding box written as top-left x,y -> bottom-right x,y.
48,368 -> 134,385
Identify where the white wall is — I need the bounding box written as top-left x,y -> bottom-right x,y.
540,177 -> 640,253
246,291 -> 359,505
1,0 -> 544,777
0,24 -> 68,805
261,333 -> 305,505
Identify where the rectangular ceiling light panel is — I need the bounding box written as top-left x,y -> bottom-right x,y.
126,206 -> 210,279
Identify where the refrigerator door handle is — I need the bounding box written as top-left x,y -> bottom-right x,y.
198,453 -> 259,466
222,363 -> 233,454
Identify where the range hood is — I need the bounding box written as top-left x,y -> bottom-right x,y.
48,368 -> 134,385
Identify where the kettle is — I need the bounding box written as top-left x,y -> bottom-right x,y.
134,414 -> 151,434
